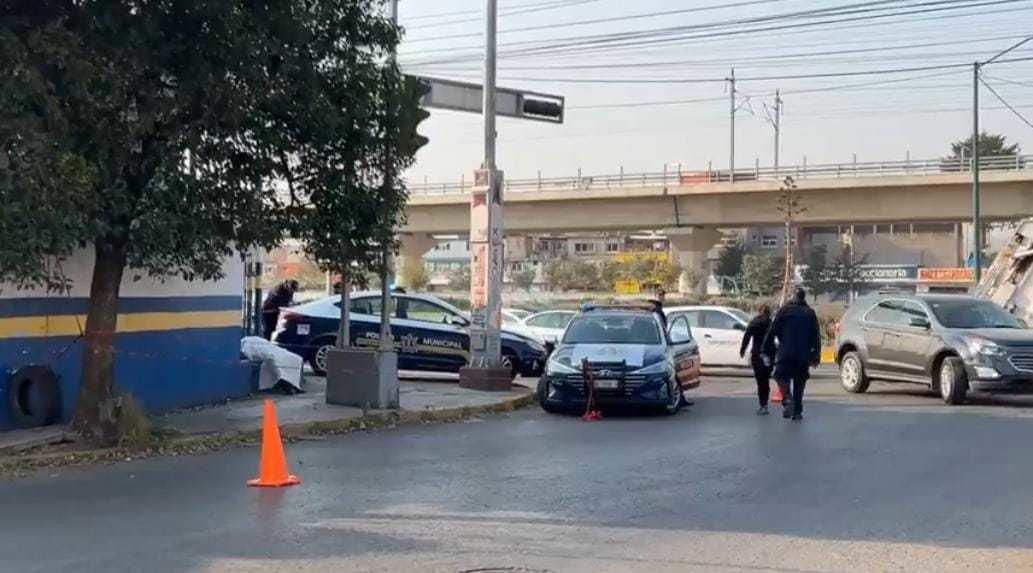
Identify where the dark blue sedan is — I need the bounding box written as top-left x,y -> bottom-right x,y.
272,291 -> 547,378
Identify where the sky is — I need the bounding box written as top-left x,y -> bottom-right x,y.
394,0 -> 1033,185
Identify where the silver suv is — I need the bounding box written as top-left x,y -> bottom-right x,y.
835,294 -> 1033,404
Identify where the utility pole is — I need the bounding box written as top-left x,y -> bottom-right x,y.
380,0 -> 400,352
967,35 -> 1032,284
728,68 -> 736,183
460,0 -> 509,389
972,61 -> 982,283
774,90 -> 782,176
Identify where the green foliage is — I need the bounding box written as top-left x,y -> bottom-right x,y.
512,268 -> 536,292
714,238 -> 746,281
801,245 -> 832,297
0,1 -> 411,440
448,266 -> 470,291
742,253 -> 784,297
399,257 -> 430,291
949,131 -> 1021,159
545,259 -> 600,291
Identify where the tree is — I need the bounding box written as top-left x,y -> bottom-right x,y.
399,258 -> 430,291
828,245 -> 869,300
544,259 -> 600,291
512,268 -> 536,292
0,2 -> 413,443
448,266 -> 471,292
944,131 -> 1022,171
714,238 -> 746,282
801,245 -> 832,297
742,254 -> 784,297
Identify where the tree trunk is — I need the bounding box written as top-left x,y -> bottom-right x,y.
72,240 -> 128,444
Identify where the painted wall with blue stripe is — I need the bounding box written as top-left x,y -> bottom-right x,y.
0,253 -> 256,430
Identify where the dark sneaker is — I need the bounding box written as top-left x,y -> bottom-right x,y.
782,406 -> 792,419
791,414 -> 803,421
756,406 -> 769,415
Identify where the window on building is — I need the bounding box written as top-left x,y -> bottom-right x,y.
913,223 -> 954,235
574,242 -> 595,253
876,224 -> 892,235
606,242 -> 620,252
760,235 -> 779,248
854,225 -> 874,237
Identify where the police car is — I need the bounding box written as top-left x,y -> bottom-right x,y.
537,304 -> 701,414
272,291 -> 547,378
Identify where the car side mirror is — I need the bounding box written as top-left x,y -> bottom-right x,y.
909,317 -> 931,329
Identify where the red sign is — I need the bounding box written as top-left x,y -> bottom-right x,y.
918,268 -> 975,283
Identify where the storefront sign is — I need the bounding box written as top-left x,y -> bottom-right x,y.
918,267 -> 975,283
857,265 -> 918,283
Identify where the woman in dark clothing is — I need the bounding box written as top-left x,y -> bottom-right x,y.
740,304 -> 774,415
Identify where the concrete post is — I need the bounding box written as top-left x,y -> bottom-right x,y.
665,227 -> 723,296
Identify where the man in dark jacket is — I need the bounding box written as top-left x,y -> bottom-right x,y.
762,288 -> 821,421
740,304 -> 773,415
262,280 -> 299,340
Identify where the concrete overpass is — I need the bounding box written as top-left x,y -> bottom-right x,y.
399,156 -> 1033,292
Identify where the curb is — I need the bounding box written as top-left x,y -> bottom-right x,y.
821,347 -> 836,364
0,389 -> 536,479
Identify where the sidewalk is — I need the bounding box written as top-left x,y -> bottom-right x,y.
0,376 -> 534,455
155,376 -> 533,436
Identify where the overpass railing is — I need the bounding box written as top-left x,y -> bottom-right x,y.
409,154 -> 1032,195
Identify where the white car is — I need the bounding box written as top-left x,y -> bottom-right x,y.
502,308 -> 533,326
520,310 -> 577,344
665,305 -> 752,367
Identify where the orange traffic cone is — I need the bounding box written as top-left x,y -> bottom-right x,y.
771,384 -> 784,403
247,399 -> 301,488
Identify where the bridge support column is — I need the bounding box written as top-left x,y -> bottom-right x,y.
666,227 -> 722,296
395,233 -> 436,289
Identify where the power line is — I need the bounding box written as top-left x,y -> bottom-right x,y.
401,0 -> 1012,60
403,0 -> 602,30
983,33 -> 1033,64
464,57 -> 1033,85
980,77 -> 1033,129
404,0 -> 792,44
409,34 -> 1033,72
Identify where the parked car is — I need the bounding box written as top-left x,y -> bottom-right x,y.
502,308 -> 533,325
665,305 -> 752,367
537,305 -> 701,415
521,310 -> 576,344
273,291 -> 547,378
835,293 -> 1033,404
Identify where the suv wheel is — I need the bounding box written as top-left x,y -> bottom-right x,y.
839,351 -> 870,394
939,356 -> 969,405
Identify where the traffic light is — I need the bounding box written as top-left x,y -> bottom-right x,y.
521,95 -> 564,124
396,75 -> 432,158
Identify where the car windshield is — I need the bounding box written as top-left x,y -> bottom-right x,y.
563,314 -> 661,345
928,299 -> 1023,329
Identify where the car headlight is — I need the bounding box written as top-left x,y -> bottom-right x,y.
633,361 -> 673,377
967,337 -> 1006,357
546,359 -> 579,375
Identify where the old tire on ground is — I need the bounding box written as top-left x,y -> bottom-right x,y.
839,351 -> 871,394
7,365 -> 62,429
537,378 -> 565,414
939,356 -> 969,405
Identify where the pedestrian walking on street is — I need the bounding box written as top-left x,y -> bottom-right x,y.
740,304 -> 774,415
762,288 -> 822,421
262,279 -> 300,340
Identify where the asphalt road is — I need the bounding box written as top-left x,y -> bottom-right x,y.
4,368 -> 1033,573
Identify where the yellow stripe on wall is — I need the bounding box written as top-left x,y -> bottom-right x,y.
0,311 -> 240,339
